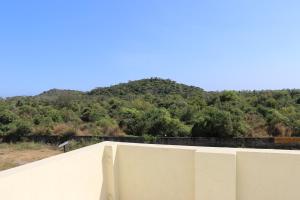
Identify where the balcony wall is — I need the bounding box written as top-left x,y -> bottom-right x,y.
1,142 -> 300,200
0,142 -> 106,200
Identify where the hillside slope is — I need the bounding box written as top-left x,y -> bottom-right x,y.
89,78 -> 204,98
1,78 -> 300,138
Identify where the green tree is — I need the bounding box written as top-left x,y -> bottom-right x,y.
142,108 -> 190,137
80,105 -> 107,122
191,107 -> 234,137
119,107 -> 144,135
0,110 -> 16,125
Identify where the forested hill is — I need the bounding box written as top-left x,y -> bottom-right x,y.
1,78 -> 300,138
89,78 -> 204,98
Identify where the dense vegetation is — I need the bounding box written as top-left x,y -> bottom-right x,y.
1,78 -> 300,138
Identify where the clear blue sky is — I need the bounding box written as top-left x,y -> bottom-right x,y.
1,0 -> 300,97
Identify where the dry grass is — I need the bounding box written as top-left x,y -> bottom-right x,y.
0,142 -> 62,171
53,123 -> 77,136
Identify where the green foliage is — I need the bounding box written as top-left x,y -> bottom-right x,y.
191,107 -> 234,137
220,91 -> 240,102
119,107 -> 143,135
89,78 -> 204,98
96,117 -> 122,136
0,110 -> 17,125
10,120 -> 32,137
80,105 -> 107,122
1,78 -> 300,138
143,134 -> 157,143
141,108 -> 190,137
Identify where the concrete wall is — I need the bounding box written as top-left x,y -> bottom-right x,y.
237,150 -> 300,200
1,142 -> 300,200
195,148 -> 236,200
0,143 -> 107,200
117,144 -> 195,200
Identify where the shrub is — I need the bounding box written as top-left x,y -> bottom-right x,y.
191,107 -> 234,137
119,107 -> 144,135
97,117 -> 124,136
142,108 -> 190,137
220,91 -> 240,102
53,124 -> 77,136
9,120 -> 32,138
143,134 -> 157,143
0,110 -> 16,125
80,105 -> 107,122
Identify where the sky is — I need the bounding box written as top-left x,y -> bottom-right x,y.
1,0 -> 300,97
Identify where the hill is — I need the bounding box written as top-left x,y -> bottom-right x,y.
89,78 -> 204,98
1,78 -> 300,138
37,89 -> 84,99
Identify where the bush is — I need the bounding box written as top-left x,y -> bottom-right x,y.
119,107 -> 144,135
191,107 -> 234,137
0,110 -> 16,125
143,134 -> 157,143
97,117 -> 124,136
220,91 -> 240,102
142,108 -> 190,137
53,124 -> 77,136
32,126 -> 52,135
10,121 -> 32,137
16,121 -> 32,135
80,105 -> 107,122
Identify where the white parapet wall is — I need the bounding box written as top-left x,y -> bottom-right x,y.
1,142 -> 300,200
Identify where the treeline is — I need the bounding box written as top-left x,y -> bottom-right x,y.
1,78 -> 300,138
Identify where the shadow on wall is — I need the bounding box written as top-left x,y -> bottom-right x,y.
100,144 -> 119,200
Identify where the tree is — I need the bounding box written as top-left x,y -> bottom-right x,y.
191,107 -> 234,137
142,108 -> 190,137
119,107 -> 144,135
220,91 -> 240,102
16,121 -> 32,136
80,105 -> 107,122
0,110 -> 16,125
